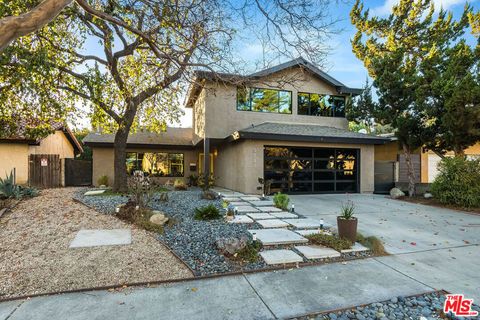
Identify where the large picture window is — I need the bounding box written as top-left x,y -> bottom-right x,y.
237,87 -> 292,113
126,152 -> 184,177
298,92 -> 346,117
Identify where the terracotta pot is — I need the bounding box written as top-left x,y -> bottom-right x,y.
337,217 -> 358,243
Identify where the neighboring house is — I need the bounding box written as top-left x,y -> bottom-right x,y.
0,123 -> 83,186
84,57 -> 390,194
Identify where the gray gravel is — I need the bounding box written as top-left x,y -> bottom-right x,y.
294,291 -> 480,320
74,188 -> 266,276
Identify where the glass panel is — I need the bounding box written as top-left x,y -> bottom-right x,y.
136,153 -> 145,173
336,182 -> 357,192
265,159 -> 289,170
318,95 -> 333,116
298,93 -> 310,115
290,148 -> 312,158
336,149 -> 356,171
270,182 -> 288,193
236,87 -> 250,111
310,93 -> 321,116
251,88 -> 279,112
169,153 -> 184,177
314,171 -> 335,180
292,171 -> 312,181
336,171 -> 356,181
265,147 -> 290,157
333,96 -> 346,117
126,152 -> 137,175
314,183 -> 335,192
265,171 -> 289,181
155,153 -> 169,176
142,153 -> 156,175
314,159 -> 335,170
291,182 -> 312,192
278,91 -> 292,113
290,159 -> 311,170
314,148 -> 335,158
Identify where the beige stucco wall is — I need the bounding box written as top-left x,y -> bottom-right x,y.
92,147 -> 201,187
193,69 -> 350,139
29,131 -> 75,159
215,140 -> 375,194
0,143 -> 30,184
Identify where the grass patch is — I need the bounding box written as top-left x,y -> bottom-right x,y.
233,241 -> 262,263
356,233 -> 388,256
306,233 -> 352,252
91,186 -> 169,197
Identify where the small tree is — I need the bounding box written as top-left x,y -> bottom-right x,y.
346,79 -> 376,134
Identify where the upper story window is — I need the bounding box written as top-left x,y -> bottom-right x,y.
298,92 -> 346,118
237,87 -> 292,114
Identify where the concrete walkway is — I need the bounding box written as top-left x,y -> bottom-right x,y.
2,194 -> 479,319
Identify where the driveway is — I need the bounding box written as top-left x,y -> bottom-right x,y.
291,193 -> 480,300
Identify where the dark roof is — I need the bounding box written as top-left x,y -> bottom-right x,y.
229,122 -> 390,145
186,57 -> 363,107
83,128 -> 195,148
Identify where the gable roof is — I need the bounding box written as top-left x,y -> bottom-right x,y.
228,122 -> 390,145
185,57 -> 363,107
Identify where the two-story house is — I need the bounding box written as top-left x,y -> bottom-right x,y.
84,58 -> 389,194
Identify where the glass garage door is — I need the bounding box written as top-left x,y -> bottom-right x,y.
264,146 -> 359,194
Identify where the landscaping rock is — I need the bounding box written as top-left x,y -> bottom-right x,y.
149,212 -> 169,225
424,192 -> 433,199
389,187 -> 405,199
215,236 -> 248,256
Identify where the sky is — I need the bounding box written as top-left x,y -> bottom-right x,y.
75,0 -> 479,130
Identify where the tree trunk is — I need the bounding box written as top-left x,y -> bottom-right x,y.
0,0 -> 73,52
402,143 -> 416,197
113,127 -> 129,192
454,147 -> 465,158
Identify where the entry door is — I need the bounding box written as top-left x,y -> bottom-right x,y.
198,153 -> 214,175
264,146 -> 359,194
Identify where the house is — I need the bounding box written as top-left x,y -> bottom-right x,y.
0,122 -> 83,186
84,58 -> 390,194
375,138 -> 480,192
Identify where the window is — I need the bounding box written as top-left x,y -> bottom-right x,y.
237,87 -> 292,113
126,152 -> 184,177
297,92 -> 346,117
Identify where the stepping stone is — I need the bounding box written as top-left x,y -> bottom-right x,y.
341,243 -> 369,253
235,206 -> 259,213
70,229 -> 131,248
248,200 -> 274,207
240,196 -> 261,201
84,189 -> 106,196
295,229 -> 332,236
223,197 -> 241,202
228,201 -> 248,206
227,215 -> 254,224
295,245 -> 341,259
283,218 -> 331,229
247,212 -> 276,220
248,229 -> 308,245
271,212 -> 298,219
257,206 -> 283,212
257,219 -> 290,228
260,249 -> 303,265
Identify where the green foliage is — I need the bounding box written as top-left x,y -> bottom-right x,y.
128,171 -> 154,208
0,171 -> 21,199
194,204 -> 222,220
273,192 -> 289,210
198,174 -> 216,191
116,201 -> 167,234
340,201 -> 355,220
174,179 -> 188,191
97,175 -> 109,187
188,174 -> 199,187
74,129 -> 92,161
356,233 -> 387,256
234,241 -> 262,263
431,157 -> 480,208
18,186 -> 39,198
307,233 -> 352,252
346,79 -> 375,134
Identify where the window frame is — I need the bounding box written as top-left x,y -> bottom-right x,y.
126,152 -> 185,177
236,86 -> 292,114
297,92 -> 347,118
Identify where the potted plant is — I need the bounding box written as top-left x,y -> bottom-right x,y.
337,201 -> 357,243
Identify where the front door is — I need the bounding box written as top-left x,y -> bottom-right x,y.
198,153 -> 214,175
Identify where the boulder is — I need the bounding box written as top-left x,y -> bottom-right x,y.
424,192 -> 433,199
149,212 -> 169,225
390,188 -> 405,199
216,236 -> 248,256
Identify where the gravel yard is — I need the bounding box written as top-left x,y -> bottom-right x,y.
77,189 -> 266,276
0,188 -> 192,299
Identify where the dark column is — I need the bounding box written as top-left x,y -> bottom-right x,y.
203,138 -> 210,186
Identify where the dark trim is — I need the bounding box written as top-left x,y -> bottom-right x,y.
336,86 -> 363,96
0,138 -> 39,145
84,142 -> 196,150
229,131 -> 389,145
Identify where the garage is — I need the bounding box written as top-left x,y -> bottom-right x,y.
264,146 -> 359,194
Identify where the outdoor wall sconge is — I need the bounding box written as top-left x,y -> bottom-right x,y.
189,163 -> 197,171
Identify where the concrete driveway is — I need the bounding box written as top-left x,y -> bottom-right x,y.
290,193 -> 480,300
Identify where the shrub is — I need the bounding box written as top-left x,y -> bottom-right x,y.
128,171 -> 154,208
97,175 -> 109,186
0,171 -> 21,199
116,200 -> 166,233
174,178 -> 187,190
339,201 -> 355,220
19,186 -> 39,198
431,157 -> 480,208
194,204 -> 222,220
306,233 -> 352,252
356,233 -> 387,256
198,174 -> 216,191
273,192 -> 289,210
188,174 -> 198,186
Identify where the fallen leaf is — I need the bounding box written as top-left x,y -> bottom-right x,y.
191,287 -> 198,292
410,242 -> 416,246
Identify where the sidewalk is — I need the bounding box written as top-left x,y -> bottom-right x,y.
1,258 -> 432,320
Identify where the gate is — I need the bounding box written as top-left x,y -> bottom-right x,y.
374,161 -> 395,194
65,159 -> 92,186
28,154 -> 61,188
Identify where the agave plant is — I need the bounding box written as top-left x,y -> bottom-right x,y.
0,171 -> 21,199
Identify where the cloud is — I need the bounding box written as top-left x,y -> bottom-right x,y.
371,0 -> 471,16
